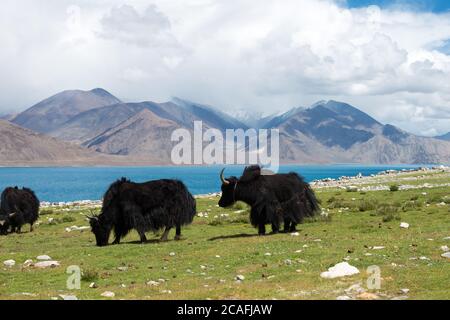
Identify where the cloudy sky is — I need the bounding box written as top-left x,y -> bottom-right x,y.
1,0 -> 450,136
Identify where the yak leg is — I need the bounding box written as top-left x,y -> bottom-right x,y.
289,222 -> 297,232
112,236 -> 121,245
258,224 -> 266,236
16,226 -> 22,234
271,222 -> 279,234
174,225 -> 182,241
160,227 -> 171,242
138,231 -> 147,243
283,219 -> 291,233
30,223 -> 34,232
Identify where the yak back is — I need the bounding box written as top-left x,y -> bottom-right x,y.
101,178 -> 196,231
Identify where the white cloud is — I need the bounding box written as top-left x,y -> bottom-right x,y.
0,0 -> 449,135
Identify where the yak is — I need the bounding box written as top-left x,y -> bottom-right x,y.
88,178 -> 196,246
218,165 -> 320,235
0,187 -> 40,234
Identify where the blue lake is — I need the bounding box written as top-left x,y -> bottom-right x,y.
0,165 -> 427,202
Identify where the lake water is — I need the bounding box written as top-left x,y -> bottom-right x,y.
0,165 -> 426,202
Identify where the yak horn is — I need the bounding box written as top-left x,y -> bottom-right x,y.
220,168 -> 230,185
9,212 -> 16,218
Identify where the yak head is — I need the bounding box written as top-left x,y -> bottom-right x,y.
218,166 -> 264,208
218,168 -> 239,208
0,212 -> 15,235
87,213 -> 112,247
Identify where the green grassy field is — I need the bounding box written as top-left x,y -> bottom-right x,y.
0,172 -> 449,300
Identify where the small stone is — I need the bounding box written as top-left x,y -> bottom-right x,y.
295,269 -> 302,273
200,265 -> 207,270
291,232 -> 300,236
440,245 -> 449,252
372,246 -> 385,250
161,290 -> 172,294
3,260 -> 15,267
101,291 -> 115,298
295,250 -> 302,253
146,281 -> 159,286
284,259 -> 292,265
336,295 -> 352,300
59,294 -> 78,300
441,252 -> 450,259
37,255 -> 52,261
215,255 -> 221,258
400,222 -> 409,229
419,256 -> 430,261
264,253 -> 272,256
169,252 -> 176,256
357,292 -> 379,300
400,288 -> 410,294
23,259 -> 33,267
34,261 -> 60,268
117,266 -> 128,271
89,282 -> 98,288
158,278 -> 166,283
236,275 -> 245,281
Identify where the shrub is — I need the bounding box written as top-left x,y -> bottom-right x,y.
376,203 -> 400,222
389,184 -> 399,192
40,209 -> 54,215
358,199 -> 378,212
81,269 -> 99,282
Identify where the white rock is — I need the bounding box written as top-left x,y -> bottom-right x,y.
117,266 -> 128,271
34,261 -> 60,268
320,262 -> 360,279
264,253 -> 272,256
3,259 -> 15,267
169,252 -> 176,256
372,246 -> 385,250
419,256 -> 430,261
101,291 -> 115,298
146,281 -> 159,286
37,255 -> 52,261
291,232 -> 300,236
336,295 -> 352,300
236,275 -> 245,281
284,259 -> 292,265
441,252 -> 450,259
59,294 -> 78,300
400,222 -> 409,229
400,288 -> 410,294
443,237 -> 450,240
89,282 -> 98,288
23,259 -> 33,267
440,245 -> 449,252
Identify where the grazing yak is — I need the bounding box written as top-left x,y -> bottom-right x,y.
0,187 -> 40,234
88,178 -> 196,246
218,165 -> 320,235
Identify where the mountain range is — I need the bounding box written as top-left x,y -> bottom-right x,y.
1,88 -> 449,165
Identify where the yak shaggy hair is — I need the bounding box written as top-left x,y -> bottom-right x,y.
89,178 -> 196,246
219,165 -> 320,235
0,187 -> 40,234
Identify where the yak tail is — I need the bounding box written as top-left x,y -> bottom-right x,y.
305,185 -> 320,216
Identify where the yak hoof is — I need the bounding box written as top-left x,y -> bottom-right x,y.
174,235 -> 182,241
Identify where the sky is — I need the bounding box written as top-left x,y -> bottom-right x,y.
1,0 -> 450,136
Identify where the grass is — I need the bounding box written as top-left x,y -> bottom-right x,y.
0,173 -> 449,300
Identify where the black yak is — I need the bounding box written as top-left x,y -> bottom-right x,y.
88,178 -> 196,246
218,165 -> 320,235
0,187 -> 40,234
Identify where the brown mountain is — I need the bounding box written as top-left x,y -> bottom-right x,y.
0,119 -> 118,165
84,109 -> 181,163
11,88 -> 121,134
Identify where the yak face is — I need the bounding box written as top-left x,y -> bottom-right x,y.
89,217 -> 112,247
0,216 -> 10,235
218,177 -> 238,208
